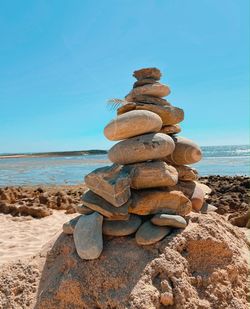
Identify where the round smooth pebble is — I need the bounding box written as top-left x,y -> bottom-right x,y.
102,214 -> 142,236
135,221 -> 171,245
151,214 -> 187,228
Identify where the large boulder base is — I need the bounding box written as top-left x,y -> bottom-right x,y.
104,110 -> 162,141
84,164 -> 131,207
34,213 -> 249,309
108,133 -> 175,165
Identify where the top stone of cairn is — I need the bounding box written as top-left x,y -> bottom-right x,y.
133,67 -> 162,81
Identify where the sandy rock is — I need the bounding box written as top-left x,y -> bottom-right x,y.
151,214 -> 187,228
82,190 -> 130,219
75,204 -> 94,215
125,94 -> 171,106
135,221 -> 171,245
125,83 -> 170,101
84,164 -> 131,207
108,133 -> 175,165
133,78 -> 156,88
175,165 -> 198,181
63,215 -> 81,234
165,136 -> 202,165
133,67 -> 161,80
102,214 -> 142,236
129,188 -> 192,216
160,124 -> 181,134
125,161 -> 178,189
73,212 -> 103,260
104,110 -> 162,141
28,213 -> 249,309
133,103 -> 184,126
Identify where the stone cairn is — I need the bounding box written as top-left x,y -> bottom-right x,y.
63,67 -> 211,260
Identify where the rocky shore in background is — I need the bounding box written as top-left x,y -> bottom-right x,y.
0,176 -> 249,228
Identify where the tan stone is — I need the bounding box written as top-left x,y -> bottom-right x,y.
133,78 -> 156,88
129,188 -> 192,216
126,94 -> 171,106
160,124 -> 181,134
117,102 -> 137,114
82,190 -> 130,218
125,161 -> 178,189
133,67 -> 161,80
174,165 -> 198,181
84,164 -> 131,207
104,110 -> 162,141
171,181 -> 205,212
165,136 -> 202,165
125,83 -> 170,101
108,133 -> 175,165
133,103 -> 184,126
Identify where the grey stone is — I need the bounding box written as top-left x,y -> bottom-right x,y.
62,215 -> 81,234
82,190 -> 130,219
75,204 -> 94,215
135,221 -> 171,245
151,214 -> 187,228
84,164 -> 131,207
108,133 -> 175,165
102,214 -> 142,236
200,203 -> 218,214
73,212 -> 103,260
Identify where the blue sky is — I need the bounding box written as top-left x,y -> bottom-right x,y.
0,0 -> 249,153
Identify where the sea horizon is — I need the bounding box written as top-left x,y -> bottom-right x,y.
0,144 -> 249,187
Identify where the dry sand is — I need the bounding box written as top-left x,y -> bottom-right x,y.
0,211 -> 77,267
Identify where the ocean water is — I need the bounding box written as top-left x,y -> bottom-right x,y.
0,145 -> 249,187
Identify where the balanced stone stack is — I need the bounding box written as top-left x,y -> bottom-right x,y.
63,67 -> 210,260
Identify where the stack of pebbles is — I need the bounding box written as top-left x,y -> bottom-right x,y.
63,67 -> 210,260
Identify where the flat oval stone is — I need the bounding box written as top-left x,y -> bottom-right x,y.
165,136 -> 202,165
125,83 -> 170,101
82,190 -> 130,218
133,78 -> 156,88
108,133 -> 175,165
125,161 -> 178,189
129,188 -> 192,216
63,215 -> 81,234
151,214 -> 187,228
135,221 -> 171,245
73,212 -> 103,260
75,204 -> 94,215
160,124 -> 181,134
174,165 -> 198,181
102,214 -> 142,236
133,67 -> 161,80
104,110 -> 162,141
124,95 -> 171,106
